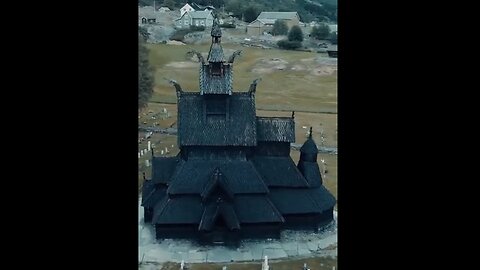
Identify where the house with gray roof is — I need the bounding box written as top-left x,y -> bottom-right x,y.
247,12 -> 300,36
175,10 -> 214,28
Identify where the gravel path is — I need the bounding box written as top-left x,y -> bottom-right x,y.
138,198 -> 337,264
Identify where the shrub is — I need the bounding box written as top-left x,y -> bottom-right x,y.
329,32 -> 338,45
277,39 -> 302,50
220,23 -> 236,28
170,26 -> 205,41
271,20 -> 288,36
170,29 -> 191,41
311,24 -> 330,40
288,25 -> 304,42
189,25 -> 206,31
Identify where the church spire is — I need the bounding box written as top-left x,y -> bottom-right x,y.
200,15 -> 233,95
211,17 -> 222,39
207,18 -> 224,63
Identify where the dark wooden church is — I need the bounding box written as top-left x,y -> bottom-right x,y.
141,20 -> 336,245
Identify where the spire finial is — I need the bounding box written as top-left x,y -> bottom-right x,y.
142,172 -> 146,180
309,127 -> 313,139
151,147 -> 154,157
211,16 -> 222,38
292,111 -> 295,119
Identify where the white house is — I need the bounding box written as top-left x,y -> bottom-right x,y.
180,3 -> 195,17
175,10 -> 214,28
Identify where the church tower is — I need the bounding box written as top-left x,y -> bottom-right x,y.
200,19 -> 232,95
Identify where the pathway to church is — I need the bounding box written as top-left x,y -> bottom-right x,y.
138,198 -> 337,265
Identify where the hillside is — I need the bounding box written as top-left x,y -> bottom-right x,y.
139,0 -> 337,23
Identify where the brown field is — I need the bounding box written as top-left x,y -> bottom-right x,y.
146,43 -> 337,113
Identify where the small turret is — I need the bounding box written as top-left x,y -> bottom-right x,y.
300,127 -> 318,162
298,127 -> 322,187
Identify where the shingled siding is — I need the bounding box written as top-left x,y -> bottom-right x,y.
178,93 -> 256,146
200,64 -> 233,95
256,117 -> 295,142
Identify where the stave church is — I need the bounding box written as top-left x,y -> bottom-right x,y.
141,19 -> 336,245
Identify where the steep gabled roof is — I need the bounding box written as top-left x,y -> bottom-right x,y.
201,168 -> 234,201
152,195 -> 203,224
257,12 -> 299,21
189,10 -> 212,19
252,156 -> 309,187
234,195 -> 285,223
180,3 -> 194,10
198,202 -> 240,231
167,159 -> 269,194
268,186 -> 336,214
256,117 -> 295,142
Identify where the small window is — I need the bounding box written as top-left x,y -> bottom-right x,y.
210,62 -> 222,76
200,21 -> 205,25
185,20 -> 189,25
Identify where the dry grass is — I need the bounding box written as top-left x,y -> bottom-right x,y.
146,44 -> 336,113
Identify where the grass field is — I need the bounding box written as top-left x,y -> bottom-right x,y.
146,43 -> 337,113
